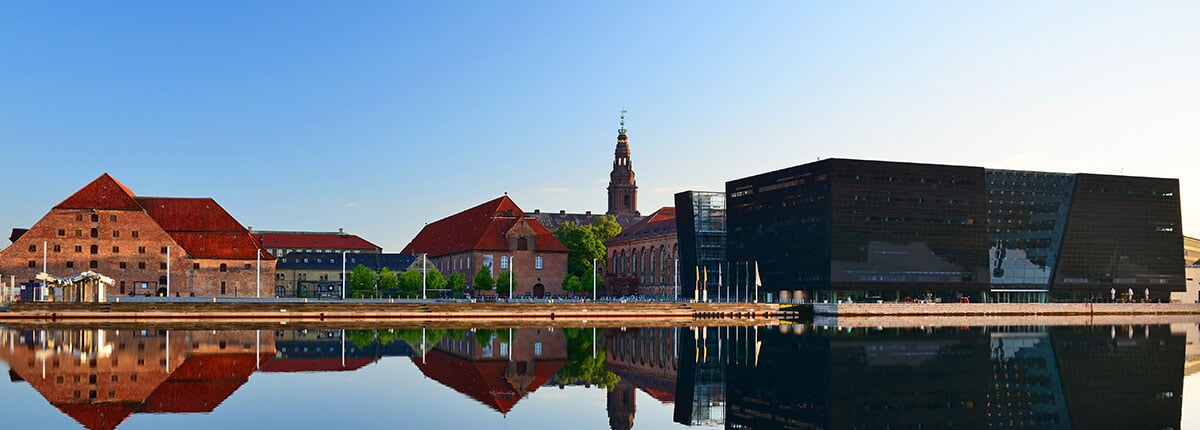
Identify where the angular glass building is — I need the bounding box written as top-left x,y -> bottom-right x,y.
675,191 -> 728,301
727,158 -> 1184,303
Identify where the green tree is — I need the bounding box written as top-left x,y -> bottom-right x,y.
448,272 -> 467,296
378,267 -> 399,295
555,328 -> 620,389
348,264 -> 377,298
581,270 -> 603,296
425,267 -> 448,293
589,215 -> 622,243
473,266 -> 495,292
561,274 -> 584,297
496,269 -> 516,297
555,222 -> 607,277
398,270 -> 422,297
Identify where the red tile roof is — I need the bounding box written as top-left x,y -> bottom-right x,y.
55,402 -> 140,430
136,197 -> 246,232
258,357 -> 377,373
55,173 -> 141,210
257,232 -> 381,251
402,195 -> 567,256
138,353 -> 263,414
411,349 -> 566,414
49,174 -> 271,261
607,207 -> 676,244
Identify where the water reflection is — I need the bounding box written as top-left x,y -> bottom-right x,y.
0,323 -> 1192,429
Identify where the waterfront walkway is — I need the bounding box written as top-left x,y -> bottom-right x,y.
0,300 -> 782,325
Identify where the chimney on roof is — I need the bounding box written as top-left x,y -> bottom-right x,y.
586,211 -> 591,215
559,210 -> 566,215
338,228 -> 345,235
534,209 -> 540,214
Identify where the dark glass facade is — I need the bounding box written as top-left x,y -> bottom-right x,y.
675,191 -> 728,301
727,158 -> 1184,302
723,325 -> 1183,429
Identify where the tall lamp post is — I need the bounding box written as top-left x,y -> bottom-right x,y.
422,254 -> 427,300
341,250 -> 347,300
508,255 -> 514,301
592,258 -> 597,301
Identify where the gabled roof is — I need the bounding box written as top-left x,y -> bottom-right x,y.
167,232 -> 273,260
402,196 -> 567,256
411,349 -> 566,414
258,357 -> 377,373
44,174 -> 271,261
56,402 -> 140,430
138,353 -> 262,413
257,231 -> 381,251
607,207 -> 676,244
55,173 -> 141,210
136,197 -> 245,232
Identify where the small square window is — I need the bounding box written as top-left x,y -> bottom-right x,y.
112,246 -> 120,253
90,261 -> 98,269
160,247 -> 168,254
53,245 -> 61,252
28,245 -> 36,252
138,247 -> 145,254
193,263 -> 200,270
138,262 -> 146,269
113,231 -> 120,238
66,261 -> 74,268
75,246 -> 82,253
28,261 -> 36,268
119,262 -> 126,269
109,215 -> 117,222
160,262 -> 167,270
131,230 -> 139,238
75,229 -> 82,237
57,229 -> 65,237
90,214 -> 98,222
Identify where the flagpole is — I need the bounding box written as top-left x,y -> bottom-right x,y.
754,261 -> 761,303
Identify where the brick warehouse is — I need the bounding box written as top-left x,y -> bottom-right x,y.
0,174 -> 275,298
402,195 -> 568,298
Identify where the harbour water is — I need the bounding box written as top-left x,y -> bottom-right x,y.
1,322 -> 1198,429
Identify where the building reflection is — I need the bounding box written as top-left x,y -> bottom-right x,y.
603,328 -> 679,430
411,328 -> 567,415
0,327 -> 273,430
674,326 -> 732,427
263,329 -> 412,373
723,324 -> 1184,429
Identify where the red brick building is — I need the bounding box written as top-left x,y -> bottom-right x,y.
605,207 -> 679,298
402,195 -> 568,298
0,174 -> 274,298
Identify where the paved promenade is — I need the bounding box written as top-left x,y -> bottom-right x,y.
807,302 -> 1200,328
0,300 -> 781,325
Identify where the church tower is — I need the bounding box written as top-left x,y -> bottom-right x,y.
607,109 -> 639,216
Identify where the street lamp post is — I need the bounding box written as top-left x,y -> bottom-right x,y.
341,250 -> 347,300
592,258 -> 597,301
508,255 -> 514,301
422,254 -> 427,300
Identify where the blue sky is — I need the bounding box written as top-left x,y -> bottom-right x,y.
2,2 -> 1198,251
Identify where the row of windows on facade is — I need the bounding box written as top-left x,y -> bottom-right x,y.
610,248 -> 676,284
31,244 -> 168,254
269,248 -> 364,257
277,272 -> 340,281
436,255 -> 545,272
27,259 -> 248,272
52,228 -> 140,239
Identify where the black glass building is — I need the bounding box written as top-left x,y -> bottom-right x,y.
727,158 -> 1184,302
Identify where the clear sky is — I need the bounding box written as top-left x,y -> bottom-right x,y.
2,1 -> 1198,251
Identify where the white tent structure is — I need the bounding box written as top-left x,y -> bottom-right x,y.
35,271 -> 115,303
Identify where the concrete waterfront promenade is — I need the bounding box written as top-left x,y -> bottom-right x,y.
0,300 -> 782,325
806,302 -> 1200,328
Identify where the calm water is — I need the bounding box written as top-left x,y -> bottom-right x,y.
1,322 -> 1198,430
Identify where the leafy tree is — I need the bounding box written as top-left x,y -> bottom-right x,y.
473,266 -> 495,292
448,272 -> 467,296
474,329 -> 495,348
378,267 -> 399,294
425,267 -> 448,293
561,274 -> 584,297
556,328 -> 619,389
496,269 -> 516,297
589,215 -> 622,243
555,222 -> 606,277
581,270 -> 603,296
348,264 -> 377,298
398,270 -> 422,297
